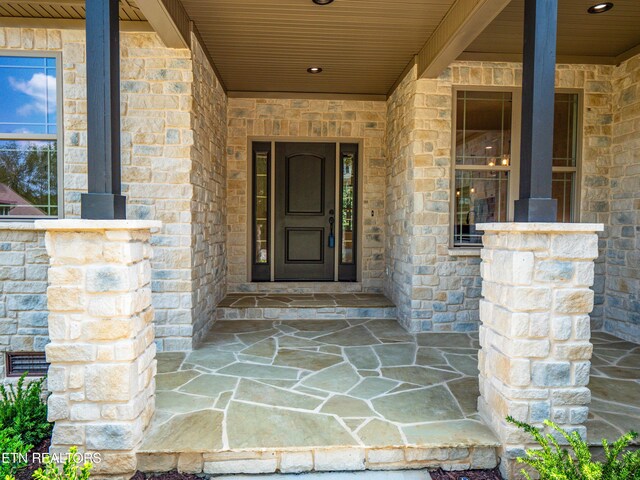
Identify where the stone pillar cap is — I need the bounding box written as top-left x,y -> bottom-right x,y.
477,222 -> 604,233
34,219 -> 162,232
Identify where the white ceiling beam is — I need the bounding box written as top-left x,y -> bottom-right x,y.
134,0 -> 188,48
418,0 -> 511,79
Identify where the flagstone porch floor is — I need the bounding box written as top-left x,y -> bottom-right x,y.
587,331 -> 640,444
139,325 -> 640,474
140,320 -> 499,474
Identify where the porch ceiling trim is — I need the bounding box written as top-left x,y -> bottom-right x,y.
134,0 -> 189,48
0,0 -> 83,4
0,16 -> 153,31
227,91 -> 386,102
193,24 -> 227,93
418,0 -> 511,79
617,43 -> 640,65
387,55 -> 417,98
457,51 -> 619,65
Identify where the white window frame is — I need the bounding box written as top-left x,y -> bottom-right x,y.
450,86 -> 583,249
0,50 -> 64,221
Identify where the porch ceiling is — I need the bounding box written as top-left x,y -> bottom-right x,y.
465,0 -> 640,62
0,0 -> 145,21
180,0 -> 456,96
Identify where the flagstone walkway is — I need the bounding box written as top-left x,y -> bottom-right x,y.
141,320 -> 499,473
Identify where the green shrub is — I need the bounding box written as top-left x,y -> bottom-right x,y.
4,447 -> 92,480
32,446 -> 92,480
0,373 -> 52,446
508,416 -> 640,480
0,429 -> 31,477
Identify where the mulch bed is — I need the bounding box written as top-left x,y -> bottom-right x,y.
430,467 -> 504,480
135,468 -> 502,480
15,438 -> 50,480
132,472 -> 202,480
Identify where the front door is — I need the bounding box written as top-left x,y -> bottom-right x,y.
274,142 -> 336,281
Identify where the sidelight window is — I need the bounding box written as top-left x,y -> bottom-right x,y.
252,142 -> 271,281
339,144 -> 358,281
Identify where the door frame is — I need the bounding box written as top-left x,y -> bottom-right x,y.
247,136 -> 364,283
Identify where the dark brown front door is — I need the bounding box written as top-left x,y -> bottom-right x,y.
275,142 -> 336,281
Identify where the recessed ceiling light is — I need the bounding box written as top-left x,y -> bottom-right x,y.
307,67 -> 323,74
312,0 -> 334,4
588,2 -> 613,13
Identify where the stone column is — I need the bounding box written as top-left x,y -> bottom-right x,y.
35,220 -> 161,479
476,223 -> 603,479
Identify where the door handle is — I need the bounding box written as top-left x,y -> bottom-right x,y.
328,216 -> 335,248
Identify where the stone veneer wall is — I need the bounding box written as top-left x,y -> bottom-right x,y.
226,98 -> 386,292
0,28 -> 227,364
0,226 -> 48,378
385,69 -> 418,324
385,61 -> 613,332
605,53 -> 640,342
189,33 -> 227,346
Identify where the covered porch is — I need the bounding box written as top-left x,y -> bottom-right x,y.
0,0 -> 637,478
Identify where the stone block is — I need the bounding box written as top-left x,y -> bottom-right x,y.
177,453 -> 204,474
279,451 -> 314,473
137,454 -> 177,472
47,394 -> 69,422
470,448 -> 498,469
46,344 -> 96,363
507,287 -> 552,312
85,364 -> 132,402
551,316 -> 573,340
86,423 -> 140,450
86,265 -> 137,293
550,234 -> 599,260
314,448 -> 366,471
531,362 -> 571,387
366,448 -> 404,465
83,319 -> 133,341
554,343 -> 593,361
204,458 -> 278,475
535,260 -> 574,283
90,452 -> 138,476
554,289 -> 594,314
70,404 -> 101,421
52,424 -> 84,445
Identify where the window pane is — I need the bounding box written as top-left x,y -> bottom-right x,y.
341,152 -> 355,264
552,172 -> 574,223
454,170 -> 509,246
0,56 -> 57,134
0,140 -> 57,217
254,152 -> 269,264
553,93 -> 578,167
456,91 -> 512,167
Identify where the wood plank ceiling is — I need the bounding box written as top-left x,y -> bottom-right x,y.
0,0 -> 144,21
1,1 -> 640,95
180,0 -> 455,96
465,0 -> 640,62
